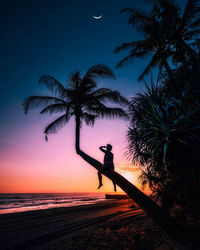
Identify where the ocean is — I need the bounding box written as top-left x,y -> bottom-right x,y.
0,193 -> 106,214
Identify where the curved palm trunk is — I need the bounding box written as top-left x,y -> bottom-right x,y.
75,116 -> 190,248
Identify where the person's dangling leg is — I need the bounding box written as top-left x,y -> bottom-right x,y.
112,181 -> 117,192
97,170 -> 103,189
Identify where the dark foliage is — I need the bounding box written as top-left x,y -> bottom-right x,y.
23,64 -> 128,141
115,0 -> 200,81
123,0 -> 200,218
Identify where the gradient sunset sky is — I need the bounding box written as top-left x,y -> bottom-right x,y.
0,0 -> 185,193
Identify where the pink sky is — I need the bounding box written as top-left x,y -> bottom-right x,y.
0,111 -> 143,193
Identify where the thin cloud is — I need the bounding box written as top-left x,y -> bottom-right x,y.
117,163 -> 140,173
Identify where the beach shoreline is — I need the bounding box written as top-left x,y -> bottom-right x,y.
0,192 -> 107,214
0,198 -> 173,249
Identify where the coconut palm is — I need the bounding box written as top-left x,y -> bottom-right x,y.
23,64 -> 191,248
114,0 -> 200,81
23,64 -> 128,145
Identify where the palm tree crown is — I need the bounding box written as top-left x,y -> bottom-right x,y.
114,0 -> 200,81
23,64 -> 128,141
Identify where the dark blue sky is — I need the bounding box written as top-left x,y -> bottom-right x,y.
0,0 -> 147,137
0,0 -> 186,142
1,0 -> 147,102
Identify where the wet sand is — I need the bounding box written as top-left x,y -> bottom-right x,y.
0,199 -> 172,249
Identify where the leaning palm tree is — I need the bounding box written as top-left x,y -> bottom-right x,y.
114,0 -> 200,81
23,63 -> 130,183
23,64 -> 190,248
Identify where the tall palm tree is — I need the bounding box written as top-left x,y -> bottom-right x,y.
114,0 -> 200,81
23,64 -> 190,248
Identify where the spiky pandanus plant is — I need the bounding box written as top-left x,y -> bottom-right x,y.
127,81 -> 200,216
114,0 -> 200,81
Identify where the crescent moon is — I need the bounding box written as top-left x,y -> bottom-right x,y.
93,15 -> 103,19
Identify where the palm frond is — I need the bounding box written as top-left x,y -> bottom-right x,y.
186,28 -> 200,38
92,88 -> 129,105
81,95 -> 106,109
39,75 -> 68,99
189,17 -> 200,29
82,112 -> 97,126
120,8 -> 150,29
90,107 -> 127,119
138,170 -> 149,189
84,64 -> 115,80
68,71 -> 82,89
114,41 -> 138,54
138,52 -> 161,81
44,114 -> 69,136
80,77 -> 97,93
116,54 -> 135,68
116,48 -> 151,68
40,103 -> 70,114
182,0 -> 200,26
23,96 -> 65,114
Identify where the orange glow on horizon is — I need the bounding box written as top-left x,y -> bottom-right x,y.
0,119 -> 150,195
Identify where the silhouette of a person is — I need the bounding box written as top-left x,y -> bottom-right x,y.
97,144 -> 117,192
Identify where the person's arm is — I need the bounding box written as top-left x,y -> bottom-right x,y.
99,146 -> 107,153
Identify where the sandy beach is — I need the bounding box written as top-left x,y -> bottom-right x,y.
0,199 -> 172,250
